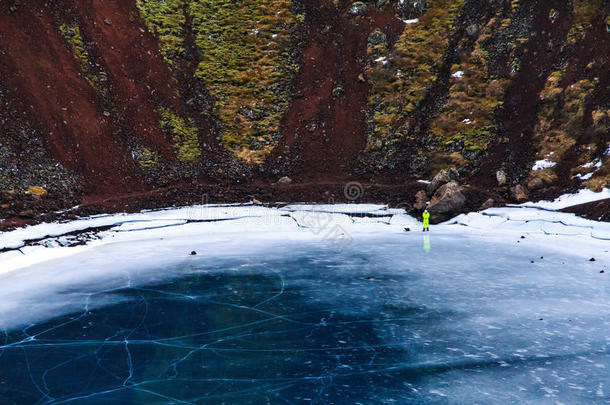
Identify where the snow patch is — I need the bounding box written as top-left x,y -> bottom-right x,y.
582,159 -> 602,169
576,172 -> 593,181
519,188 -> 610,210
452,70 -> 464,78
532,159 -> 556,171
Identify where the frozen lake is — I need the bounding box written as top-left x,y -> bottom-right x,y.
0,204 -> 608,404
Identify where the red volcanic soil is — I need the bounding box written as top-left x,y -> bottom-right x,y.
0,0 -> 218,197
0,181 -> 427,231
562,198 -> 610,222
0,2 -> 138,194
266,0 -> 404,182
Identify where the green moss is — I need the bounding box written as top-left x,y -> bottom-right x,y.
132,146 -> 160,167
135,0 -> 186,68
568,0 -> 605,42
428,42 -> 507,153
533,73 -> 596,174
59,24 -> 88,65
426,2 -> 533,157
365,0 -> 465,147
136,0 -> 300,163
158,108 -> 201,163
59,23 -> 107,94
189,0 -> 298,162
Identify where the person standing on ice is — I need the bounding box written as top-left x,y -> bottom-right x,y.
422,209 -> 430,232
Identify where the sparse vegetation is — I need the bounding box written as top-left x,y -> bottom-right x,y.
365,0 -> 465,147
59,23 -> 108,93
426,5 -> 523,160
158,108 -> 201,163
428,43 -> 507,154
136,0 -> 300,163
568,0 -> 605,42
132,146 -> 160,168
135,0 -> 185,68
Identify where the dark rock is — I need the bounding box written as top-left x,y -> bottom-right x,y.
427,181 -> 466,222
238,106 -> 263,120
413,190 -> 427,210
18,209 -> 34,218
190,251 -> 197,255
332,85 -> 344,98
526,177 -> 544,190
367,29 -> 387,48
277,176 -> 292,185
397,0 -> 428,19
466,24 -> 479,37
589,258 -> 596,262
348,2 -> 368,17
600,270 -> 605,274
404,227 -> 410,232
496,170 -> 507,186
479,198 -> 494,211
427,168 -> 458,195
511,184 -> 528,202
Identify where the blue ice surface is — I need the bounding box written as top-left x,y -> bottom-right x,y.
0,230 -> 608,404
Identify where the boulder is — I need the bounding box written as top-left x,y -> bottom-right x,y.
348,2 -> 368,17
526,177 -> 544,190
413,190 -> 428,210
427,168 -> 458,195
397,0 -> 427,19
496,170 -> 507,186
511,184 -> 528,201
367,29 -> 387,48
277,176 -> 292,185
466,24 -> 479,37
18,209 -> 34,218
479,198 -> 494,211
427,181 -> 466,222
376,0 -> 390,8
27,186 -> 48,198
332,84 -> 344,98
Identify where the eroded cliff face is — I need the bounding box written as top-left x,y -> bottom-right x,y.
0,0 -> 608,222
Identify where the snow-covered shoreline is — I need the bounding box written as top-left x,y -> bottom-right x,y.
0,190 -> 608,277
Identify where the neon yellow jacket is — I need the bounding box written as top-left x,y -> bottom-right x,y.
422,211 -> 430,223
